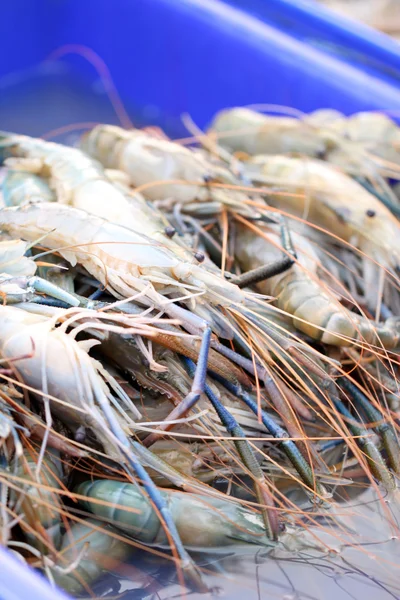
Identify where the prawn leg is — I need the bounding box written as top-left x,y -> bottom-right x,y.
231,216 -> 296,288
64,294 -> 253,387
28,277 -> 79,307
142,326 -> 212,446
210,373 -> 326,499
184,357 -> 280,541
338,377 -> 400,476
329,387 -> 395,490
263,374 -> 327,472
0,275 -> 79,307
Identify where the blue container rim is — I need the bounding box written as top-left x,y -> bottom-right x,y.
0,545 -> 71,600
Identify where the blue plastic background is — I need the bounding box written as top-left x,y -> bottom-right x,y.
1,0 -> 400,137
225,0 -> 400,81
0,545 -> 71,600
0,1 -> 400,598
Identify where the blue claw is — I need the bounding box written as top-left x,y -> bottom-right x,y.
330,385 -> 394,489
338,377 -> 400,476
89,383 -> 206,591
30,276 -> 80,307
210,373 -> 323,496
183,357 -> 280,541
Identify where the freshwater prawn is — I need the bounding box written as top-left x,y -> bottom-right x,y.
208,107 -> 400,217
307,109 -> 400,177
76,479 -> 274,550
0,238 -> 37,278
208,107 -> 326,157
0,304 -> 145,451
80,124 -> 255,216
0,194 -> 330,401
2,170 -> 56,207
233,219 -> 400,348
209,106 -> 400,178
243,154 -> 400,312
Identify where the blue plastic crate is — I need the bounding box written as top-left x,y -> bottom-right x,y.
1,1 -> 400,599
224,0 -> 400,83
0,545 -> 71,600
1,0 -> 400,138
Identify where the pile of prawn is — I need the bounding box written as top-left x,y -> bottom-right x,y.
0,105 -> 400,598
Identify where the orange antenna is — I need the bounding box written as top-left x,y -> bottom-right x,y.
46,44 -> 133,129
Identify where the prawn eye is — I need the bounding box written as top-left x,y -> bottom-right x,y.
164,226 -> 176,238
366,209 -> 376,218
194,251 -> 205,263
203,175 -> 213,183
